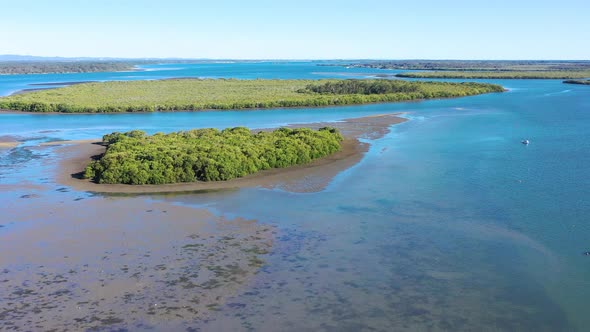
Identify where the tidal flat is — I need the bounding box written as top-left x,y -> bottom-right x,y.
1,194 -> 274,331
1,113 -> 404,331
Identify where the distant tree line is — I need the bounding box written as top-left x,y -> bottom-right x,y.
84,126 -> 343,184
0,61 -> 137,75
324,60 -> 590,72
395,71 -> 590,79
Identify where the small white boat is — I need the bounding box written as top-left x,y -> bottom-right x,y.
521,139 -> 530,145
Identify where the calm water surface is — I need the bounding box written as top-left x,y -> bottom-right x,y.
1,63 -> 589,331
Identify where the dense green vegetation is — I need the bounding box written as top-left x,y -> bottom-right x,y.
0,79 -> 504,113
84,127 -> 343,184
0,61 -> 136,75
327,60 -> 590,71
395,71 -> 590,79
563,79 -> 590,85
302,79 -> 421,94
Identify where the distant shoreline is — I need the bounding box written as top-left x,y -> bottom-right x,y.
395,71 -> 590,79
0,61 -> 140,76
55,113 -> 407,194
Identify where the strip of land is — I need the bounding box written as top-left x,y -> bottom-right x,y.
327,60 -> 590,71
56,114 -> 406,193
0,61 -> 136,75
395,71 -> 590,79
324,60 -> 590,79
0,78 -> 504,113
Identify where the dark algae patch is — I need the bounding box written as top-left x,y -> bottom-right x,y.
0,78 -> 503,113
84,126 -> 344,184
563,79 -> 590,85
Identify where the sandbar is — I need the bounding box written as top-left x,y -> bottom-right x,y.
0,135 -> 20,149
0,142 -> 19,149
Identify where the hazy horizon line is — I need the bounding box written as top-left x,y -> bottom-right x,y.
2,55 -> 589,62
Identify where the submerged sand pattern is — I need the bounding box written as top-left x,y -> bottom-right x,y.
0,198 -> 273,331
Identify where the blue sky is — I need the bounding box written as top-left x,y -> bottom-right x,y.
2,0 -> 588,59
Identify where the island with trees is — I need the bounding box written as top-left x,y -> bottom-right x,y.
84,126 -> 344,185
0,78 -> 504,113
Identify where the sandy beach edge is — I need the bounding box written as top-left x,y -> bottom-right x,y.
55,113 -> 407,194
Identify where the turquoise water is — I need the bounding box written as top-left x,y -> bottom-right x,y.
1,63 -> 589,330
0,61 -> 399,96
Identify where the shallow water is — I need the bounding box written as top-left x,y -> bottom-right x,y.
1,63 -> 589,331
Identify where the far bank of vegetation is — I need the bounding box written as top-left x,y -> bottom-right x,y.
395,71 -> 590,79
0,61 -> 136,75
563,79 -> 590,85
84,127 -> 343,184
326,60 -> 590,72
0,79 -> 504,113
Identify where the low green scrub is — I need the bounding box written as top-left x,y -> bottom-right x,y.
0,79 -> 504,113
396,71 -> 590,79
301,79 -> 421,94
84,126 -> 343,184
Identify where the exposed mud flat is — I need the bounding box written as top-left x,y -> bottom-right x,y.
0,197 -> 274,331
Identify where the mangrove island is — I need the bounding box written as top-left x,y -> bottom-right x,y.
84,126 -> 344,185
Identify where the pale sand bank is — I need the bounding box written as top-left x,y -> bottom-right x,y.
0,135 -> 20,149
0,142 -> 19,149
